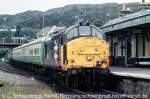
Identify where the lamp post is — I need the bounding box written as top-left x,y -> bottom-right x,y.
3,17 -> 6,28
42,15 -> 45,36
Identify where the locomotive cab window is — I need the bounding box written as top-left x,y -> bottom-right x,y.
79,26 -> 91,36
67,28 -> 78,39
92,27 -> 103,39
66,25 -> 104,41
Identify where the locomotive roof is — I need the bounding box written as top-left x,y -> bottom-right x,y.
64,23 -> 104,35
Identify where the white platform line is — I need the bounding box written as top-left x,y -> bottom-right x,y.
110,71 -> 150,80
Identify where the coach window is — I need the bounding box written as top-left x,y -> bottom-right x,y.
29,49 -> 33,55
34,49 -> 37,55
37,48 -> 39,55
34,48 -> 39,55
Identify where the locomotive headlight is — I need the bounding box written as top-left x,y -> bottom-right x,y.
94,48 -> 99,52
103,51 -> 106,55
80,48 -> 84,52
87,56 -> 92,61
70,59 -> 74,63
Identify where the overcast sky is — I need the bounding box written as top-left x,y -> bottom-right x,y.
0,0 -> 146,15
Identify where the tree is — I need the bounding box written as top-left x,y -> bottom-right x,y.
94,20 -> 103,27
0,31 -> 12,38
21,27 -> 37,38
14,25 -> 22,37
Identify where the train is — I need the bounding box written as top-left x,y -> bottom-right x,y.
9,22 -> 110,89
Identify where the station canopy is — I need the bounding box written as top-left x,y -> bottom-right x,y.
101,9 -> 150,33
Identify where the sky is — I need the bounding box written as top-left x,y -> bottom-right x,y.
0,0 -> 147,15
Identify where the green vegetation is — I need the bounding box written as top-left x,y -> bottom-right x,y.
0,27 -> 38,38
0,48 -> 8,58
0,80 -> 50,99
21,27 -> 38,38
0,3 -> 141,38
0,31 -> 13,38
13,25 -> 22,37
14,25 -> 38,38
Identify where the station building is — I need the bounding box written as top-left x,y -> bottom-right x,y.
101,7 -> 150,67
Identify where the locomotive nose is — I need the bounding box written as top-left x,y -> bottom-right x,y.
65,37 -> 109,69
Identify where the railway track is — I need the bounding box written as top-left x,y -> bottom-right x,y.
0,63 -> 126,99
0,63 -> 92,96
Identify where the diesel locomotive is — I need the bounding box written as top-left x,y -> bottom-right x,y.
9,22 -> 109,89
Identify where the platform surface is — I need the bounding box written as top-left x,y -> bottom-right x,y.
110,66 -> 150,80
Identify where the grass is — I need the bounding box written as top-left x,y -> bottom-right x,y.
0,80 -> 51,99
0,63 -> 59,99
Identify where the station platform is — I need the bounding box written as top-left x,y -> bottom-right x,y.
110,66 -> 150,80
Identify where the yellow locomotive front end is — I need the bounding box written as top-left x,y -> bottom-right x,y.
59,23 -> 109,89
66,37 -> 109,69
61,23 -> 109,71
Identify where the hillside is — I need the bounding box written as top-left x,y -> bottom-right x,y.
0,3 -> 140,29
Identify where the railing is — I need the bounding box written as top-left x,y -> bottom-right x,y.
0,37 -> 28,45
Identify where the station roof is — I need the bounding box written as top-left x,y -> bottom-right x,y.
101,9 -> 150,33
